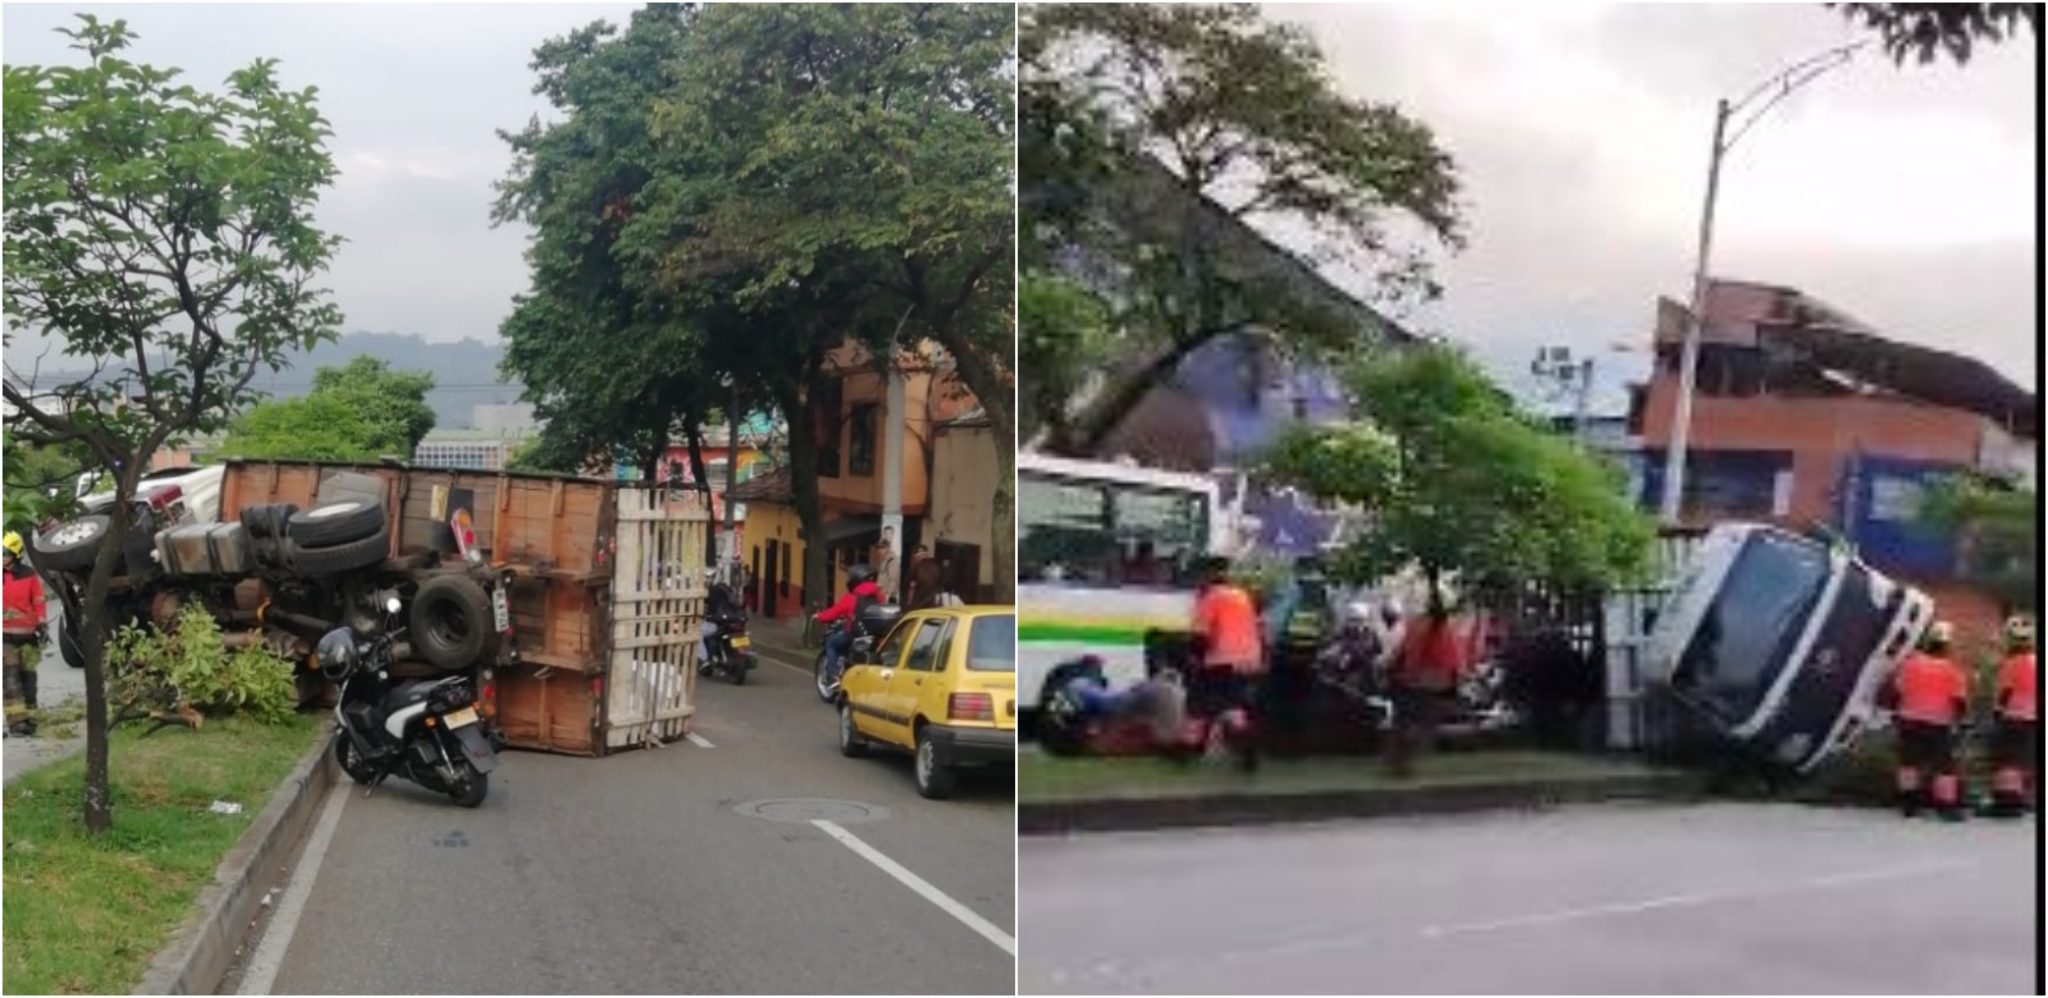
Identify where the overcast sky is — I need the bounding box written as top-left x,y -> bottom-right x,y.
2,1 -> 639,356
1261,3 -> 2040,408
3,4 -> 2038,410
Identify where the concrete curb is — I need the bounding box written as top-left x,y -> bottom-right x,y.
1019,771 -> 1704,835
135,727 -> 336,995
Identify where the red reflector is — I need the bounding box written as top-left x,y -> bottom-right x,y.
948,692 -> 993,721
145,484 -> 183,509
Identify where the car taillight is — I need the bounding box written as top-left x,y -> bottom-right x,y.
143,484 -> 182,510
481,680 -> 497,719
948,692 -> 993,722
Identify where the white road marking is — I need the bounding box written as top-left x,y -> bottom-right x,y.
685,732 -> 715,749
237,780 -> 351,995
1420,858 -> 1979,938
812,818 -> 1017,956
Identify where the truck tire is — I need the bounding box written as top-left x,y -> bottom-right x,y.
289,525 -> 389,576
286,500 -> 384,548
410,574 -> 494,670
240,503 -> 298,539
59,619 -> 85,669
31,514 -> 113,573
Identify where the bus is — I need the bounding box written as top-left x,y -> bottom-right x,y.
1016,453 -> 1225,723
1650,521 -> 1933,772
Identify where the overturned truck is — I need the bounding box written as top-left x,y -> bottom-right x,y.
31,459 -> 710,755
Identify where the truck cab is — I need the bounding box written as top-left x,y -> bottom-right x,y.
1650,522 -> 1932,772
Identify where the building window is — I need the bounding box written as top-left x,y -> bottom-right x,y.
848,404 -> 877,476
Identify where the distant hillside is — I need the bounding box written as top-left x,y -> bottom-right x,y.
248,332 -> 524,429
11,332 -> 525,430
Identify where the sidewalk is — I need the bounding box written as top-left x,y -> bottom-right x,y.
1019,748 -> 1701,834
748,614 -> 813,667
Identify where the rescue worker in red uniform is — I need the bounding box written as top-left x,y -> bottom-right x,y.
1986,616 -> 2037,817
4,532 -> 48,737
1189,556 -> 1265,772
1888,621 -> 1970,820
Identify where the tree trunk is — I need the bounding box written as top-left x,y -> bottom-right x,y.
1046,332 -> 1212,458
776,370 -> 829,614
79,458 -> 144,835
681,418 -> 716,567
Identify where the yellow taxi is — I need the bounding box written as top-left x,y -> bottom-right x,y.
838,605 -> 1016,798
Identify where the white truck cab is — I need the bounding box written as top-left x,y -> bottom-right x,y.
1650,522 -> 1932,772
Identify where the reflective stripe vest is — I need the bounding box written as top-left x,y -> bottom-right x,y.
1997,652 -> 2038,722
1893,652 -> 1968,726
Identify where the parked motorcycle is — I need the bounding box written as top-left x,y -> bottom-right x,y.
699,608 -> 755,685
324,598 -> 497,807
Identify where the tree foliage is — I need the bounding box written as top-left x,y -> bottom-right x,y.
1918,473 -> 2037,612
219,394 -> 380,462
1262,347 -> 1655,594
1018,273 -> 1111,445
309,355 -> 436,453
2,16 -> 340,833
1022,3 -> 1463,456
2,428 -> 84,537
1830,4 -> 2039,64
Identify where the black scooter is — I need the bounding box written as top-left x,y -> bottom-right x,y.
700,608 -> 755,685
327,600 -> 497,808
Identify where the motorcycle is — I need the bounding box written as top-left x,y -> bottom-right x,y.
326,598 -> 497,808
698,608 -> 755,686
813,604 -> 903,703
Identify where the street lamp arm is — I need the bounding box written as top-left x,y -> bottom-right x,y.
1721,41 -> 1870,153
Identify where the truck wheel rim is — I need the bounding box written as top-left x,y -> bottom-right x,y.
304,502 -> 362,520
48,521 -> 99,546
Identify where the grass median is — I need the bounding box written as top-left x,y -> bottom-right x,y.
1020,748 -> 1674,803
2,715 -> 322,995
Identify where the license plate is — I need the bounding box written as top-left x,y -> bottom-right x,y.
444,706 -> 479,729
729,635 -> 750,650
491,589 -> 510,632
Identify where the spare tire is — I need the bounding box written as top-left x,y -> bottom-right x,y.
410,574 -> 494,670
289,523 -> 389,576
287,500 -> 384,548
32,514 -> 113,573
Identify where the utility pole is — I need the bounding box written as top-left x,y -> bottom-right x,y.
724,379 -> 740,586
880,305 -> 914,604
1658,41 -> 1866,527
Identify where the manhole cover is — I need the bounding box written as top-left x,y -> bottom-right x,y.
733,798 -> 889,825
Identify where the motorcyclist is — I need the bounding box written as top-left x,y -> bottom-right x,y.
815,564 -> 881,688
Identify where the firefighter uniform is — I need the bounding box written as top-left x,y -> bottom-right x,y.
3,533 -> 47,737
1988,617 -> 2038,817
1891,622 -> 1969,820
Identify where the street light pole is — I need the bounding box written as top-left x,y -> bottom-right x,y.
1656,41 -> 1866,528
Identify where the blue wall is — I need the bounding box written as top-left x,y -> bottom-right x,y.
1838,454 -> 1963,580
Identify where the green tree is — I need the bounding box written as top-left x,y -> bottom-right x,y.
1023,3 -> 1463,457
1019,273 -> 1111,445
1262,346 -> 1654,596
309,355 -> 436,454
1830,4 -> 2039,64
218,394 -> 380,461
1918,473 -> 2037,612
2,17 -> 341,833
2,428 -> 84,537
641,3 -> 1019,600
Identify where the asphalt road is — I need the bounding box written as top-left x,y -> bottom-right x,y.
1018,802 -> 2038,995
1,611 -> 87,784
245,644 -> 1015,995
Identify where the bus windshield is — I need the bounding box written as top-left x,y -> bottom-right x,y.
1672,531 -> 1833,725
1018,469 -> 1209,588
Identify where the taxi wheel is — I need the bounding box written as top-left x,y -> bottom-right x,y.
914,726 -> 957,800
838,701 -> 869,758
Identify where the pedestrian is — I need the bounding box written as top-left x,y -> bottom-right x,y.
1189,555 -> 1264,771
813,564 -> 881,690
909,545 -> 940,608
1886,621 -> 1971,821
874,529 -> 901,606
1383,585 -> 1465,779
1261,555 -> 1336,756
1986,615 -> 2037,818
3,532 -> 47,738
